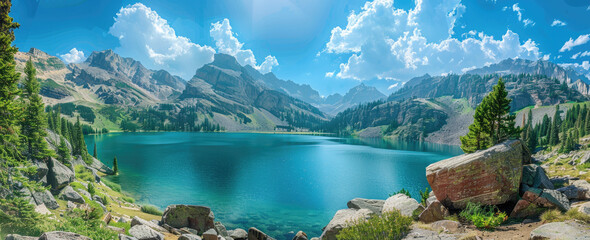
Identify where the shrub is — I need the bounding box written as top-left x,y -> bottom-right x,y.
140,205 -> 163,216
55,210 -> 117,240
69,182 -> 86,191
419,187 -> 430,206
109,221 -> 131,235
336,210 -> 412,240
459,202 -> 507,230
0,198 -> 46,236
390,188 -> 411,198
102,178 -> 121,193
87,183 -> 96,195
121,196 -> 135,203
75,165 -> 94,183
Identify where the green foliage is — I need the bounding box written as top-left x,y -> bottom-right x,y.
140,205 -> 163,216
419,187 -> 430,206
336,210 -> 412,240
102,178 -> 121,193
109,221 -> 131,235
461,78 -> 519,153
0,197 -> 45,236
21,59 -> 52,160
53,209 -> 117,240
121,196 -> 135,203
459,202 -> 506,230
390,188 -> 411,198
69,182 -> 86,191
87,183 -> 96,195
75,165 -> 95,182
57,137 -> 70,166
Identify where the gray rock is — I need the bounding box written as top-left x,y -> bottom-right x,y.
180,227 -> 199,235
119,216 -> 131,223
523,188 -> 570,211
248,227 -> 275,240
162,223 -> 181,235
530,221 -> 590,240
129,225 -> 164,240
131,216 -> 168,233
430,220 -> 462,234
59,186 -> 85,204
347,198 -> 385,214
229,228 -> 247,240
5,234 -> 37,240
578,201 -> 590,215
418,200 -> 449,223
107,226 -> 126,234
320,208 -> 372,240
522,164 -> 554,189
32,189 -> 59,209
31,160 -> 49,181
382,193 -> 422,217
179,234 -> 202,240
161,205 -> 215,235
39,231 -> 91,240
67,201 -> 76,209
78,189 -> 91,199
93,195 -> 103,204
35,203 -> 52,215
292,231 -> 308,240
202,229 -> 217,240
86,166 -> 101,183
47,158 -> 75,191
215,221 -> 229,237
402,227 -> 460,240
88,156 -> 114,175
558,180 -> 590,200
119,234 -> 138,240
425,196 -> 438,206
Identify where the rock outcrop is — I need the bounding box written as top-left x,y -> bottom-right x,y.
522,188 -> 570,211
319,208 -> 372,240
59,186 -> 85,204
129,225 -> 164,240
346,198 -> 385,215
426,140 -> 529,209
47,157 -> 75,191
161,205 -> 215,235
382,194 -> 422,217
418,200 -> 449,223
39,231 -> 91,240
557,180 -> 590,200
530,221 -> 590,240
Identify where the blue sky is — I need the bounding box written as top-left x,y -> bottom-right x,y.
10,0 -> 590,96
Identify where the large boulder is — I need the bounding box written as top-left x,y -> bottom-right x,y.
347,198 -> 385,214
418,200 -> 449,223
88,156 -> 114,175
131,216 -> 168,233
5,234 -> 37,240
129,225 -> 164,240
578,201 -> 590,215
382,194 -> 422,217
557,180 -> 590,200
47,157 -> 75,191
39,231 -> 91,240
248,227 -> 275,240
31,160 -> 49,181
59,186 -> 85,204
32,189 -> 59,209
530,221 -> 590,240
161,205 -> 215,235
509,199 -> 544,218
320,208 -> 372,240
522,188 -> 570,211
202,229 -> 217,240
521,164 -> 554,189
229,228 -> 247,240
179,234 -> 201,240
426,140 -> 528,209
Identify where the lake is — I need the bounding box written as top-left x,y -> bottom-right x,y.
86,132 -> 462,239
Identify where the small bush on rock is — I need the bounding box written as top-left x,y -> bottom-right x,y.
419,187 -> 430,206
336,210 -> 412,240
140,205 -> 163,216
390,188 -> 411,198
459,202 -> 506,230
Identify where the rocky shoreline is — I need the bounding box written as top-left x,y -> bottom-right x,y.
6,137 -> 590,240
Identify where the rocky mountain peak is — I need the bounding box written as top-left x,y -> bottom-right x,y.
209,53 -> 242,72
28,48 -> 52,59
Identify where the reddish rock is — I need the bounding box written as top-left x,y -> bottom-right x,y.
418,200 -> 449,223
510,199 -> 543,218
522,188 -> 570,211
426,140 -> 528,209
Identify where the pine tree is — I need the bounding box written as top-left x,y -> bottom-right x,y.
113,156 -> 118,174
57,137 -> 70,165
549,105 -> 561,146
486,78 -> 519,144
21,59 -> 51,160
460,101 -> 490,153
93,142 -> 97,158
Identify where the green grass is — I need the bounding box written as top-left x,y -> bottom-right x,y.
101,178 -> 121,193
120,196 -> 135,203
336,210 -> 412,240
108,221 -> 131,235
540,209 -> 590,223
75,165 -> 95,183
459,202 -> 507,230
69,182 -> 87,191
140,205 -> 163,216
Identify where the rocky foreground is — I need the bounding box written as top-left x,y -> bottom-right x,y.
6,139 -> 590,240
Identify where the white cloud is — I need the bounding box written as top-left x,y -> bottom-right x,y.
325,0 -> 540,81
542,54 -> 550,61
561,61 -> 590,71
572,51 -> 590,59
502,6 -> 508,11
551,19 -> 566,27
60,48 -> 85,64
210,18 -> 279,73
325,71 -> 335,78
512,3 -> 535,27
109,3 -> 215,79
461,66 -> 477,72
560,34 -> 590,52
387,83 -> 399,89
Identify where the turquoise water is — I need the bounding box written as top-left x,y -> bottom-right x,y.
86,132 -> 461,239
